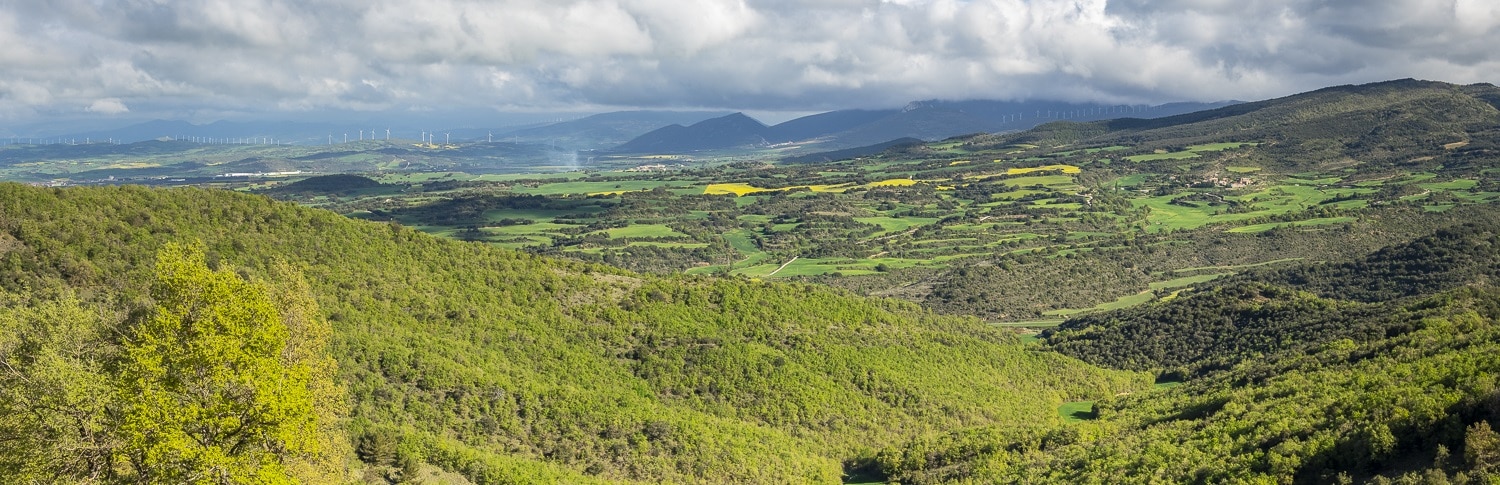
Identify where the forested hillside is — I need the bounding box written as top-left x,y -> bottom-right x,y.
981,79 -> 1500,170
1251,223 -> 1500,302
1042,222 -> 1500,376
868,222 -> 1500,484
2,80 -> 1498,484
879,287 -> 1500,484
0,183 -> 1146,483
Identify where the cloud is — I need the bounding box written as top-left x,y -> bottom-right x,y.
86,98 -> 130,114
1,0 -> 1498,123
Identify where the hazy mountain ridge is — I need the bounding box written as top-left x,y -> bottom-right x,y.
608,99 -> 1237,154
495,110 -> 736,150
611,112 -> 773,153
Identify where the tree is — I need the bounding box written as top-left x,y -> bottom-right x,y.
1467,421 -> 1500,474
0,292 -> 122,480
114,242 -> 348,483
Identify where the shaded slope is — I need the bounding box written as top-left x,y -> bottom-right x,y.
765,109 -> 897,143
608,100 -> 1234,154
1250,223 -> 1500,302
499,111 -> 732,150
819,99 -> 1236,150
822,104 -> 996,148
1041,222 -> 1500,375
611,113 -> 770,153
270,174 -> 386,194
782,137 -> 924,164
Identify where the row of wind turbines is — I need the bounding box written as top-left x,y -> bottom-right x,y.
3,129 -> 501,147
326,129 -> 498,148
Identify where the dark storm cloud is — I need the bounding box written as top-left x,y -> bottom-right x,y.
0,0 -> 1496,123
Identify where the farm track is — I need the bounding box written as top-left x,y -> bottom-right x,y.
767,256 -> 799,277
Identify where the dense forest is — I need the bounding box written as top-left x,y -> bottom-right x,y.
1043,223 -> 1500,376
864,221 -> 1500,484
6,185 -> 1497,484
880,287 -> 1500,484
0,184 -> 1146,483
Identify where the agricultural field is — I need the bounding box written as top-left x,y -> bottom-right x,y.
16,102 -> 1491,328
225,126 -> 1497,328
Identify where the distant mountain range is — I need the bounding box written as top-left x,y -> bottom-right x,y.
16,99 -> 1234,155
603,99 -> 1238,155
495,110 -> 735,150
22,112 -> 735,150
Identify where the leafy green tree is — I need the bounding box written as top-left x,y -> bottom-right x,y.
1467,421 -> 1500,474
114,242 -> 347,483
0,292 -> 121,480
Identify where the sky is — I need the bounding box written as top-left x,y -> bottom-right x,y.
2,0 -> 1499,129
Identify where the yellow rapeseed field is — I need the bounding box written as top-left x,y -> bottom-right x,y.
704,183 -> 771,196
704,183 -> 854,196
1004,164 -> 1081,175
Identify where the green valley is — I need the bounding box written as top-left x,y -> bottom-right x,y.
0,184 -> 1146,483
245,80 -> 1500,324
1,79 -> 1499,484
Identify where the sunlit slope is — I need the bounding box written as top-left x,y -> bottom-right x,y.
0,183 -> 1147,484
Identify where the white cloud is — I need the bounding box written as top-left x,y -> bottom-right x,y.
86,98 -> 129,114
1,0 -> 1498,123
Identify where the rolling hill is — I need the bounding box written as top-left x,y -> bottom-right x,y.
2,78 -> 1499,484
976,78 -> 1500,170
879,222 -> 1500,484
0,183 -> 1146,483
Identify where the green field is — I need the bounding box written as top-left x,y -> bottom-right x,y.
169,122 -> 1498,327
596,224 -> 688,239
1125,142 -> 1257,162
855,216 -> 940,235
1125,151 -> 1201,162
1187,142 -> 1258,152
1059,401 -> 1096,422
1043,290 -> 1157,317
1149,272 -> 1231,290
